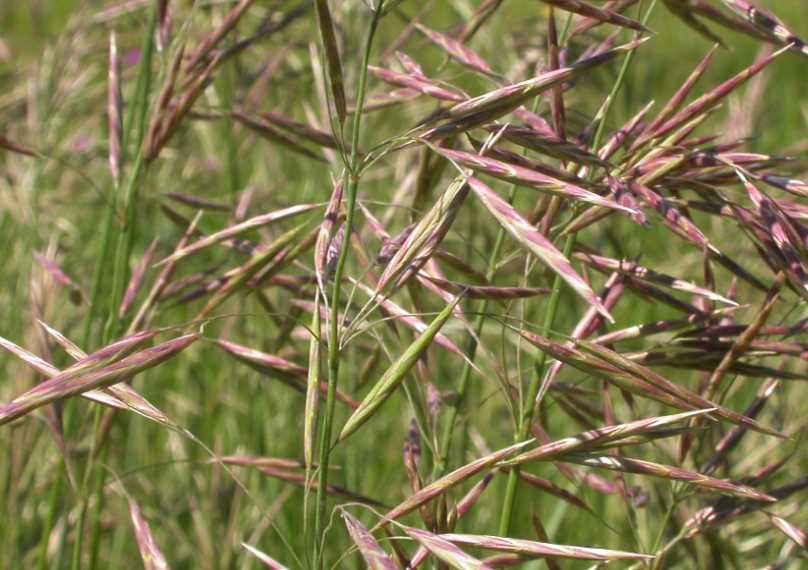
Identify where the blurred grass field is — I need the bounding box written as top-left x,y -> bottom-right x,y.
1,1 -> 807,569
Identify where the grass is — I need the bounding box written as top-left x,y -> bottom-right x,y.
1,1 -> 808,569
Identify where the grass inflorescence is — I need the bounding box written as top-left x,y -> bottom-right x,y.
1,0 -> 807,568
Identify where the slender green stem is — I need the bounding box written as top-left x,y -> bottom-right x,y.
36,465 -> 63,570
215,56 -> 241,203
433,188 -> 513,477
39,23 -> 133,570
497,234 -> 575,535
69,408 -> 105,570
81,199 -> 118,347
105,0 -> 159,339
651,492 -> 678,554
80,0 -> 159,357
87,453 -> 109,570
69,6 -> 159,570
314,5 -> 383,569
433,93 -> 546,478
497,0 -> 658,536
105,149 -> 147,340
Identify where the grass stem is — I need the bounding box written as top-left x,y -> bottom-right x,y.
314,4 -> 384,569
497,0 -> 658,535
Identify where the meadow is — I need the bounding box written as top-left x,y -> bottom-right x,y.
1,1 -> 807,568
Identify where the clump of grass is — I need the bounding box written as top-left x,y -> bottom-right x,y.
1,1 -> 808,569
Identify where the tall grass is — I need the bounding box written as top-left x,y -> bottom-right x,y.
1,1 -> 807,569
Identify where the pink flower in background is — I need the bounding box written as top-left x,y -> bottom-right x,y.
71,134 -> 92,153
124,48 -> 140,68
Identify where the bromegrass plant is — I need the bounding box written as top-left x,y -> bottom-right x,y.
1,0 -> 807,568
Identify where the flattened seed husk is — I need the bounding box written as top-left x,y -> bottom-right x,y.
650,45 -> 788,142
369,65 -> 466,102
185,0 -> 255,70
379,440 -> 531,525
127,495 -> 171,570
215,338 -> 358,409
342,511 -> 398,570
156,203 -> 319,267
376,176 -> 469,295
421,274 -> 549,300
0,333 -> 153,421
440,533 -> 653,561
304,296 -> 321,468
350,278 -> 466,360
768,514 -> 808,549
37,322 -> 174,427
403,526 -> 494,570
339,297 -> 459,442
517,330 -> 783,437
720,0 -> 808,56
217,455 -> 305,470
574,251 -> 738,306
0,334 -> 197,425
107,31 -> 122,186
539,0 -> 649,33
504,409 -> 711,466
468,178 -> 613,321
119,239 -> 159,318
414,24 -> 498,77
421,38 -> 647,136
436,148 -> 631,212
242,543 -> 290,570
314,182 -> 344,290
562,452 -> 776,501
314,0 -> 347,123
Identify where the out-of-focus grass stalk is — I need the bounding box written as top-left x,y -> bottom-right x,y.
105,0 -> 161,341
67,5 -> 160,570
216,59 -> 242,203
86,453 -> 108,569
83,5 -> 158,348
105,147 -> 147,340
35,463 -> 64,570
497,0 -> 658,536
37,21 -> 123,570
314,3 -> 384,569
